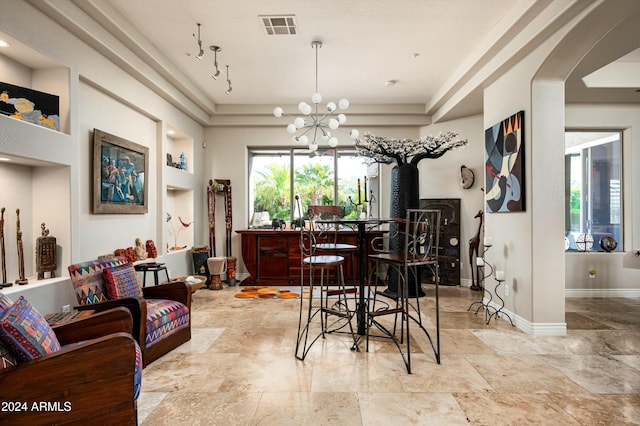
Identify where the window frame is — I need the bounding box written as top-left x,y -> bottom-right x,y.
248,146 -> 376,225
564,129 -> 623,252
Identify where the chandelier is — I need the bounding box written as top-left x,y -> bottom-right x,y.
273,40 -> 359,151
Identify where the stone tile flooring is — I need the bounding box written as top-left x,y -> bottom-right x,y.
138,286 -> 640,425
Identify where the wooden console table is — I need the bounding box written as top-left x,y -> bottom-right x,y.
236,229 -> 384,286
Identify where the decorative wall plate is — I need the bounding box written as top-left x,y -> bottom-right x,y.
459,165 -> 475,189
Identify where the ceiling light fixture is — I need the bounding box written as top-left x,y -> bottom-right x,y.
210,45 -> 221,79
0,40 -> 9,48
273,40 -> 359,151
193,23 -> 204,60
225,65 -> 232,95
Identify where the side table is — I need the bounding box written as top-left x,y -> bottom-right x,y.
135,262 -> 170,287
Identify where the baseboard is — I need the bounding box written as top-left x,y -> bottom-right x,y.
566,288 -> 640,297
482,298 -> 567,336
460,278 -> 473,288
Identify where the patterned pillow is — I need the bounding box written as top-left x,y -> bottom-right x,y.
0,291 -> 12,310
0,297 -> 61,361
68,257 -> 128,305
103,264 -> 142,299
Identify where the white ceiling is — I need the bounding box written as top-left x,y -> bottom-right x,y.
105,0 -> 516,107
2,0 -> 639,122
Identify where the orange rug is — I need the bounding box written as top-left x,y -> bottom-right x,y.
235,286 -> 301,299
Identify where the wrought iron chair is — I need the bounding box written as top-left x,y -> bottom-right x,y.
294,197 -> 359,361
308,205 -> 358,280
366,208 -> 441,373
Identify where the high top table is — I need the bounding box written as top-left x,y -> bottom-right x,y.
316,218 -> 401,336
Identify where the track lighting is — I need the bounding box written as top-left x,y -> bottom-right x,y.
225,65 -> 232,95
210,46 -> 221,79
193,23 -> 204,59
189,24 -> 235,93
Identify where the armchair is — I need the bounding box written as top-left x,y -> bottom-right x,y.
0,307 -> 141,425
68,256 -> 191,366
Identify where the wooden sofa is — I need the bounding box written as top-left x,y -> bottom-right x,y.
0,307 -> 141,425
68,257 -> 192,366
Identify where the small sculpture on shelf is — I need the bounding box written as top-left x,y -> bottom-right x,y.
146,240 -> 158,258
135,237 -> 148,260
0,207 -> 10,288
166,212 -> 193,250
15,209 -> 28,285
36,222 -> 57,279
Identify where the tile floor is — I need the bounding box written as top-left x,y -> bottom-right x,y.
138,285 -> 640,425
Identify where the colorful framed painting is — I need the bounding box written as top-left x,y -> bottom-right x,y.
484,111 -> 525,213
93,129 -> 149,214
0,81 -> 60,131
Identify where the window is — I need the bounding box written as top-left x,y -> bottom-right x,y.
249,148 -> 372,225
565,131 -> 622,251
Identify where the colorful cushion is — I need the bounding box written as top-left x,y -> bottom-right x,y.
0,297 -> 61,361
145,299 -> 190,347
0,291 -> 12,310
103,264 -> 142,299
68,257 -> 128,305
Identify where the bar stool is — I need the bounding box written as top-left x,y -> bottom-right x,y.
294,197 -> 359,361
366,209 -> 441,373
309,205 -> 358,282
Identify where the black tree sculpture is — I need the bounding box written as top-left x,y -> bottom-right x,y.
355,131 -> 467,297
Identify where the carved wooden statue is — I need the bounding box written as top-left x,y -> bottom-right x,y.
468,210 -> 483,291
36,222 -> 57,279
0,207 -> 9,287
15,209 -> 28,285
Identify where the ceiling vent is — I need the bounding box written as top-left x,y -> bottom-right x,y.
260,15 -> 297,35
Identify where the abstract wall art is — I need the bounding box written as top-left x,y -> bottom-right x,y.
484,111 -> 525,213
0,81 -> 60,131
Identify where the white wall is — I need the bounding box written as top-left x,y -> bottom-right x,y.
419,115 -> 485,282
0,0 -> 207,312
483,30 -> 569,332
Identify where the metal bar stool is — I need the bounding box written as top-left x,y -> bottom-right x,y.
366,209 -> 441,373
294,196 -> 359,361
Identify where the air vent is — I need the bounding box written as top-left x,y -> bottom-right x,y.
260,15 -> 297,35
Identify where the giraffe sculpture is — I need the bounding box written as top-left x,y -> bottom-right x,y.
469,210 -> 484,291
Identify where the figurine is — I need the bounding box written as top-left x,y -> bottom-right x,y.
146,240 -> 158,258
36,222 -> 57,279
15,209 -> 27,285
135,238 -> 148,260
0,207 -> 9,287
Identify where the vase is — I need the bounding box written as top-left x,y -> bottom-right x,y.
383,164 -> 425,298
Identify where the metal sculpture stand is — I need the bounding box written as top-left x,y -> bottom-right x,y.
486,277 -> 515,326
15,209 -> 28,285
0,207 -> 10,288
466,244 -> 495,323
